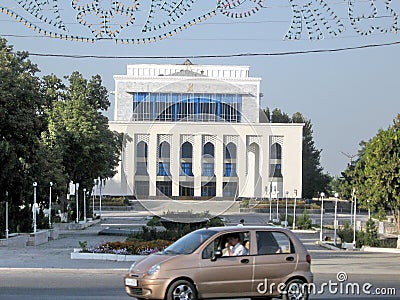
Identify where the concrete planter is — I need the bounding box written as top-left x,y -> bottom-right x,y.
49,229 -> 59,240
26,230 -> 51,246
70,250 -> 142,262
0,234 -> 29,247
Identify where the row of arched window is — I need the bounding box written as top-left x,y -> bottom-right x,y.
135,141 -> 282,178
137,140 -> 281,159
136,141 -> 238,159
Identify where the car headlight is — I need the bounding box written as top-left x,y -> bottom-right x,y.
128,262 -> 136,273
147,264 -> 160,276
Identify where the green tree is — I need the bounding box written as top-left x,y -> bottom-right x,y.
0,38 -> 124,232
340,114 -> 400,232
292,112 -> 331,198
0,37 -> 44,233
264,108 -> 331,198
363,115 -> 400,231
45,72 -> 124,218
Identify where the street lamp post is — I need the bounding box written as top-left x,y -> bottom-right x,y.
75,183 -> 79,223
268,185 -> 272,222
353,192 -> 357,247
293,189 -> 298,230
33,182 -> 37,234
285,191 -> 289,228
276,191 -> 280,220
99,179 -> 103,220
334,192 -> 339,246
92,186 -> 95,218
83,188 -> 87,223
350,198 -> 353,226
319,192 -> 325,242
5,191 -> 9,239
49,182 -> 53,228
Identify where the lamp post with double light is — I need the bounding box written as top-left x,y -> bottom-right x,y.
33,182 -> 37,234
319,192 -> 325,242
334,192 -> 339,246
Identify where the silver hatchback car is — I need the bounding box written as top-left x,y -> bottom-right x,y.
125,226 -> 313,300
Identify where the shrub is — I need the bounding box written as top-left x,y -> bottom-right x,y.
296,210 -> 312,230
338,221 -> 379,248
338,222 -> 355,243
146,216 -> 162,227
279,214 -> 293,226
362,219 -> 379,247
207,217 -> 225,227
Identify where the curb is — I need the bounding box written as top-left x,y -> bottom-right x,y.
71,251 -> 142,261
361,246 -> 400,254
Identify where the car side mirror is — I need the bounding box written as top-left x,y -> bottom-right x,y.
211,250 -> 222,261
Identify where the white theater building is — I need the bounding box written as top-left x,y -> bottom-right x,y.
102,61 -> 303,200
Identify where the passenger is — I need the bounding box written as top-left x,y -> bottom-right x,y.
225,233 -> 248,256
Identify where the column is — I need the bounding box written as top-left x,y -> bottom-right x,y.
193,134 -> 202,198
148,133 -> 158,198
171,133 -> 180,198
215,134 -> 224,198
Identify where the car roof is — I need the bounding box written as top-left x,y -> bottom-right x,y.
202,225 -> 288,232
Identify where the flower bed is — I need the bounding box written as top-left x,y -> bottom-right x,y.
80,240 -> 172,255
72,239 -> 173,261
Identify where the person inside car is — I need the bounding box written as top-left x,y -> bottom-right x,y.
225,233 -> 248,256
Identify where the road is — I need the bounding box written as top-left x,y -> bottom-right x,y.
0,211 -> 398,300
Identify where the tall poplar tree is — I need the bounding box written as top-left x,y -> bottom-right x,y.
264,108 -> 331,198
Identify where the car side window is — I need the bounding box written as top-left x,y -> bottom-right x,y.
256,231 -> 293,255
220,231 -> 249,256
202,239 -> 218,259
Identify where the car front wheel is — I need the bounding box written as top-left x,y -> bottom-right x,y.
166,280 -> 198,300
282,278 -> 308,300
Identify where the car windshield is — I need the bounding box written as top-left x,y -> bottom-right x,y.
161,229 -> 217,255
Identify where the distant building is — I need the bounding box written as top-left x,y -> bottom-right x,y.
102,61 -> 303,200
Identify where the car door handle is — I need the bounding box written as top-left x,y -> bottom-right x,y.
286,256 -> 295,262
241,258 -> 250,264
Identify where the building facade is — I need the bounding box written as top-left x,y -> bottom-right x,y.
102,61 -> 303,200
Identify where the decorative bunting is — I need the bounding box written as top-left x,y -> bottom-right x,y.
217,0 -> 263,19
348,0 -> 398,36
285,0 -> 345,40
0,1 -> 399,44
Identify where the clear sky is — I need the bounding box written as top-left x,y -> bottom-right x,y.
1,0 -> 399,176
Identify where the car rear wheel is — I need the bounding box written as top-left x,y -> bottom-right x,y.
282,278 -> 308,300
166,280 -> 198,300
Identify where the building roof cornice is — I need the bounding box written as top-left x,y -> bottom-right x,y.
113,75 -> 262,81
